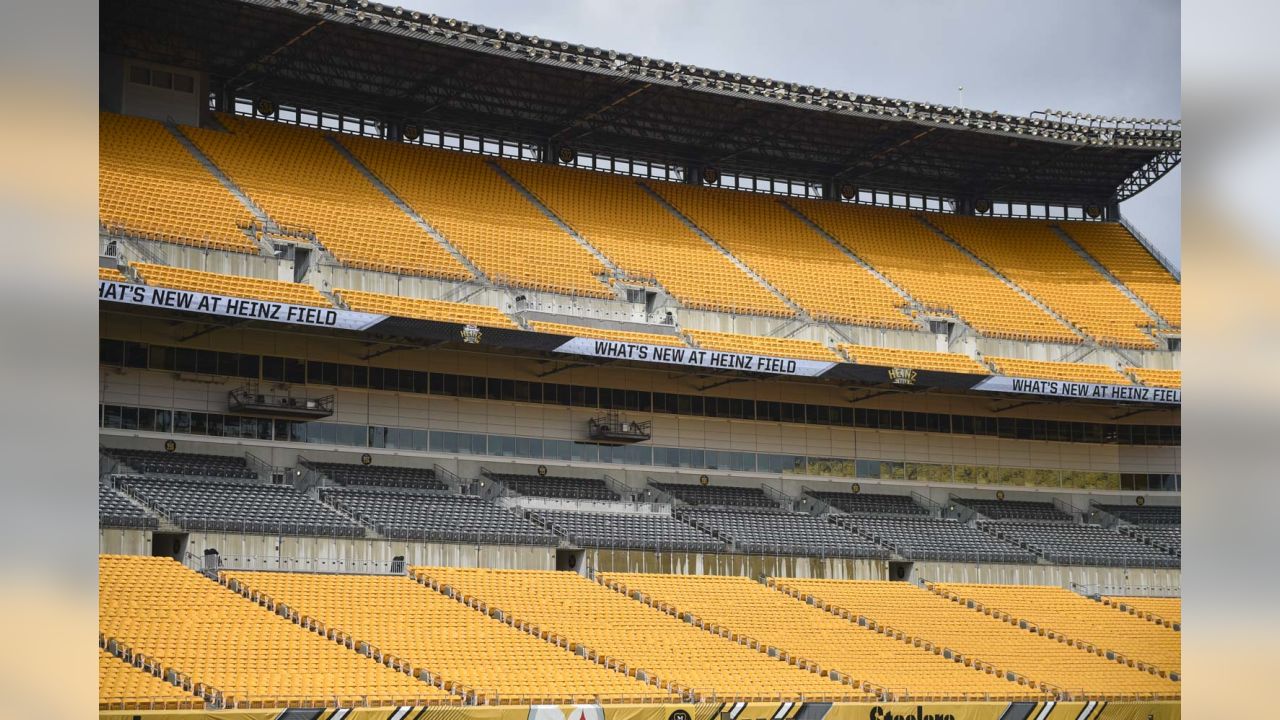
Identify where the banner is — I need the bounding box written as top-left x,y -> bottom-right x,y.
553,338 -> 837,377
99,280 -> 386,332
972,376 -> 1181,405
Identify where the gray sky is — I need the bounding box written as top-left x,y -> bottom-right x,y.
402,0 -> 1181,267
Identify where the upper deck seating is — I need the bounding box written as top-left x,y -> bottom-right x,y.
99,112 -> 257,252
503,160 -> 792,317
683,507 -> 890,558
793,199 -> 1082,345
959,499 -> 1073,522
102,447 -> 258,479
1128,367 -> 1181,389
131,263 -> 332,308
650,482 -> 776,508
98,648 -> 201,710
806,491 -> 930,516
988,357 -> 1132,385
977,521 -> 1180,567
931,215 -> 1158,348
527,509 -> 726,552
335,289 -> 517,328
839,344 -> 991,374
303,461 -> 447,491
339,135 -> 610,297
184,114 -> 472,280
489,472 -> 619,501
1100,596 -> 1182,626
683,329 -> 843,362
529,321 -> 688,347
99,483 -> 159,529
100,555 -> 448,708
1094,505 -> 1181,525
1059,221 -> 1181,327
831,515 -> 1035,563
655,182 -> 915,329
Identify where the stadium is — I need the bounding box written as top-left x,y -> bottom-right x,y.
97,1 -> 1181,718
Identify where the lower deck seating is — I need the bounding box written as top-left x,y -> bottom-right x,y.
119,476 -> 364,536
223,571 -> 673,704
683,329 -> 842,362
320,487 -> 557,545
1124,526 -> 1181,556
334,289 -> 518,328
773,578 -> 1180,699
1101,596 -> 1182,626
932,584 -> 1181,674
528,509 -> 726,552
413,567 -> 866,701
832,515 -> 1034,563
490,472 -> 619,501
683,508 -> 889,558
132,263 -> 333,308
99,648 -> 201,710
600,573 -> 1041,701
978,521 -> 1179,567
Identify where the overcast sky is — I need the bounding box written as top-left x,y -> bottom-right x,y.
400,0 -> 1181,267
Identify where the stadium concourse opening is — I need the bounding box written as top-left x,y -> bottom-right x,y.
97,0 -> 1179,716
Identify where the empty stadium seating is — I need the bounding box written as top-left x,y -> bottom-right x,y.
682,508 -> 889,558
959,499 -> 1073,522
655,182 -> 916,329
527,509 -> 726,552
988,357 -> 1131,385
413,567 -> 866,701
977,521 -> 1178,568
839,344 -> 990,374
1123,526 -> 1182,557
185,115 -> 472,280
119,476 -> 365,536
100,555 -> 448,708
223,571 -> 673,704
102,447 -> 258,479
1100,596 -> 1182,626
806,491 -> 929,516
794,200 -> 1080,344
1094,505 -> 1181,525
600,573 -> 1041,701
304,461 -> 447,490
99,112 -> 257,252
335,288 -> 517,328
319,487 -> 557,544
831,515 -> 1034,563
99,483 -> 158,529
1128,367 -> 1181,389
682,329 -> 843,362
99,647 -> 200,710
1059,221 -> 1181,327
339,135 -> 610,297
651,482 -> 776,508
489,472 -> 619,501
931,216 -> 1158,348
503,160 -> 793,317
932,584 -> 1181,675
132,263 -> 332,308
772,578 -> 1180,699
100,266 -> 128,282
529,321 -> 688,347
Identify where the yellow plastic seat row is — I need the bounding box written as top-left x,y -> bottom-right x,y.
1127,367 -> 1181,389
839,344 -> 990,375
772,578 -> 1179,699
339,135 -> 611,298
654,182 -> 916,330
99,648 -> 201,710
99,266 -> 128,282
100,555 -> 452,708
412,567 -> 868,702
529,321 -> 689,347
930,215 -> 1159,349
1059,221 -> 1181,327
684,329 -> 843,362
335,288 -> 517,328
1100,596 -> 1182,626
933,584 -> 1180,674
792,200 -> 1082,345
988,357 -> 1132,385
183,114 -> 473,281
599,573 -> 1042,701
222,571 -> 673,704
130,262 -> 332,308
99,112 -> 258,253
504,160 -> 793,318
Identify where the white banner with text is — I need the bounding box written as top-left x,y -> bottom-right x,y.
99,280 -> 386,331
553,337 -> 837,376
972,375 -> 1180,404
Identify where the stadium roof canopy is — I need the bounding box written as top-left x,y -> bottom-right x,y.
102,0 -> 1180,205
